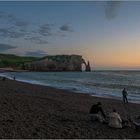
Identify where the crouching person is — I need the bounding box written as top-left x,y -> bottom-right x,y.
89,102 -> 106,123
108,109 -> 122,128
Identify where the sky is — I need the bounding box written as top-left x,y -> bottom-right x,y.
0,1 -> 140,70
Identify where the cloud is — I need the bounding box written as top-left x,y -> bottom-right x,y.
14,20 -> 29,27
38,24 -> 53,36
0,11 -> 74,44
25,50 -> 48,57
0,43 -> 16,52
60,24 -> 73,32
0,28 -> 26,38
0,11 -> 29,27
105,1 -> 121,20
0,11 -> 29,37
0,11 -> 29,39
25,36 -> 48,44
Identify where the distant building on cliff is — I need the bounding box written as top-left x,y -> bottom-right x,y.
23,55 -> 91,72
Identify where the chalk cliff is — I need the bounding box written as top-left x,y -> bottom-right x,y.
23,55 -> 91,72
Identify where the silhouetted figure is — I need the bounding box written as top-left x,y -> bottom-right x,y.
13,76 -> 15,80
122,88 -> 128,103
89,102 -> 106,122
108,109 -> 122,128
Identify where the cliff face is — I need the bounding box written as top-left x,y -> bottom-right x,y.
24,55 -> 91,72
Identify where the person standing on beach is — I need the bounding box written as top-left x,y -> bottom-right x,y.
13,76 -> 15,80
122,88 -> 128,103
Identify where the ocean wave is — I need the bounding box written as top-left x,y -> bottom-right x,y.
1,71 -> 140,104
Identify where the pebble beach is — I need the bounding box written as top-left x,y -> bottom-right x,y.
0,78 -> 140,139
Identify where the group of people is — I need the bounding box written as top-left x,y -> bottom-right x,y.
89,88 -> 140,130
89,102 -> 124,128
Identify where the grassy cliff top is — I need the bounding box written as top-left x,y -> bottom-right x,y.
0,54 -> 83,68
0,54 -> 39,68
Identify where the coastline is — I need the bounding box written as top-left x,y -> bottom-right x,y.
0,68 -> 29,72
0,78 -> 140,138
1,71 -> 140,104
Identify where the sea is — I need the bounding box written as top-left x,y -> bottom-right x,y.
0,71 -> 140,104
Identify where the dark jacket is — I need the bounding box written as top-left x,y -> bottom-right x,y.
122,89 -> 127,97
89,104 -> 106,118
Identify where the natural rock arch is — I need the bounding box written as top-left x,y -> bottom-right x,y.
82,60 -> 91,72
24,55 -> 91,72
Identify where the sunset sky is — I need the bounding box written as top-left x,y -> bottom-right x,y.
0,1 -> 140,70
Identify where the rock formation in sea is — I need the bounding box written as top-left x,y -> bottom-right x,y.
85,61 -> 91,72
23,55 -> 91,72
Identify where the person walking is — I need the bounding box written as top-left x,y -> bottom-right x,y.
122,88 -> 128,103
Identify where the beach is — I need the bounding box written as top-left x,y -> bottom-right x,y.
0,78 -> 140,139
